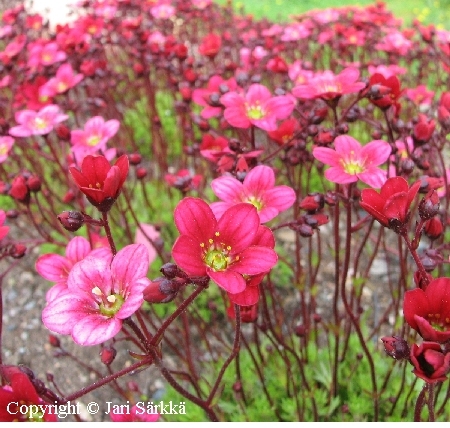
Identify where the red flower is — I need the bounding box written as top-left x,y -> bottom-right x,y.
410,342 -> 450,383
403,277 -> 450,343
368,73 -> 402,115
172,198 -> 277,294
198,33 -> 222,58
69,155 -> 129,212
359,177 -> 421,233
0,372 -> 57,421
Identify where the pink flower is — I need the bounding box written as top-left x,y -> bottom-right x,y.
70,116 -> 120,153
172,198 -> 278,294
0,210 -> 9,241
281,23 -> 311,42
292,67 -> 365,101
210,165 -> 296,223
27,42 -> 67,70
0,136 -> 14,163
9,105 -> 69,137
220,84 -> 295,132
42,244 -> 150,346
39,63 -> 84,98
313,135 -> 391,188
36,236 -> 111,302
367,64 -> 407,79
406,85 -> 434,109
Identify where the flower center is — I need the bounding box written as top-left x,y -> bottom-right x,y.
341,150 -> 365,175
427,313 -> 450,331
57,81 -> 68,93
200,231 -> 238,272
87,135 -> 101,146
0,144 -> 8,156
92,286 -> 125,316
246,102 -> 266,120
245,195 -> 263,211
34,117 -> 48,130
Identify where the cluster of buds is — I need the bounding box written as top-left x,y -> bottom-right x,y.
290,192 -> 330,237
2,172 -> 42,205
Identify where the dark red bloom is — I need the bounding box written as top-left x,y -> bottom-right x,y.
227,302 -> 258,323
413,114 -> 435,145
69,155 -> 129,212
368,73 -> 402,116
0,372 -> 57,421
359,177 -> 421,233
403,277 -> 450,343
437,92 -> 450,128
410,342 -> 450,383
267,118 -> 300,146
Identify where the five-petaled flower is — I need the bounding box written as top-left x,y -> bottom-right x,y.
292,67 -> 365,101
69,154 -> 129,212
9,105 -> 68,137
172,197 -> 278,294
220,84 -> 295,132
410,342 -> 450,383
360,176 -> 421,233
210,165 -> 296,223
42,244 -> 150,346
312,135 -> 391,188
403,277 -> 450,343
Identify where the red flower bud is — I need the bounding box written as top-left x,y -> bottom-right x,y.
424,217 -> 443,240
419,190 -> 440,220
100,346 -> 117,365
381,336 -> 410,360
9,175 -> 30,204
26,175 -> 41,192
57,211 -> 84,232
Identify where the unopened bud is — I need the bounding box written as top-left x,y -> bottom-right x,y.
26,175 -> 41,192
136,167 -> 147,180
129,153 -> 142,165
419,190 -> 440,220
100,346 -> 117,365
381,336 -> 410,360
57,211 -> 84,232
48,335 -> 60,348
424,217 -> 443,240
143,278 -> 179,303
10,244 -> 26,258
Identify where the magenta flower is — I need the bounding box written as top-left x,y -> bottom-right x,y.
172,198 -> 278,294
27,42 -> 67,70
220,84 -> 295,132
42,244 -> 150,346
292,67 -> 365,101
36,236 -> 112,302
0,136 -> 14,163
210,165 -> 296,223
313,135 -> 391,188
70,116 -> 120,153
9,105 -> 69,137
39,63 -> 84,98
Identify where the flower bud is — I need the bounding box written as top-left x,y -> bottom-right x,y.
26,175 -> 41,192
8,244 -> 26,258
129,153 -> 142,165
419,190 -> 440,220
143,278 -> 179,303
48,335 -> 60,347
381,336 -> 410,360
160,263 -> 183,279
136,167 -> 147,180
100,346 -> 117,365
62,189 -> 75,204
9,175 -> 30,204
424,217 -> 443,240
57,211 -> 84,232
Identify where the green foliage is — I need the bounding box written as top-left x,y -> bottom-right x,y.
159,328 -> 450,422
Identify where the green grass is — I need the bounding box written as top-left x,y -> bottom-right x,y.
215,0 -> 450,28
